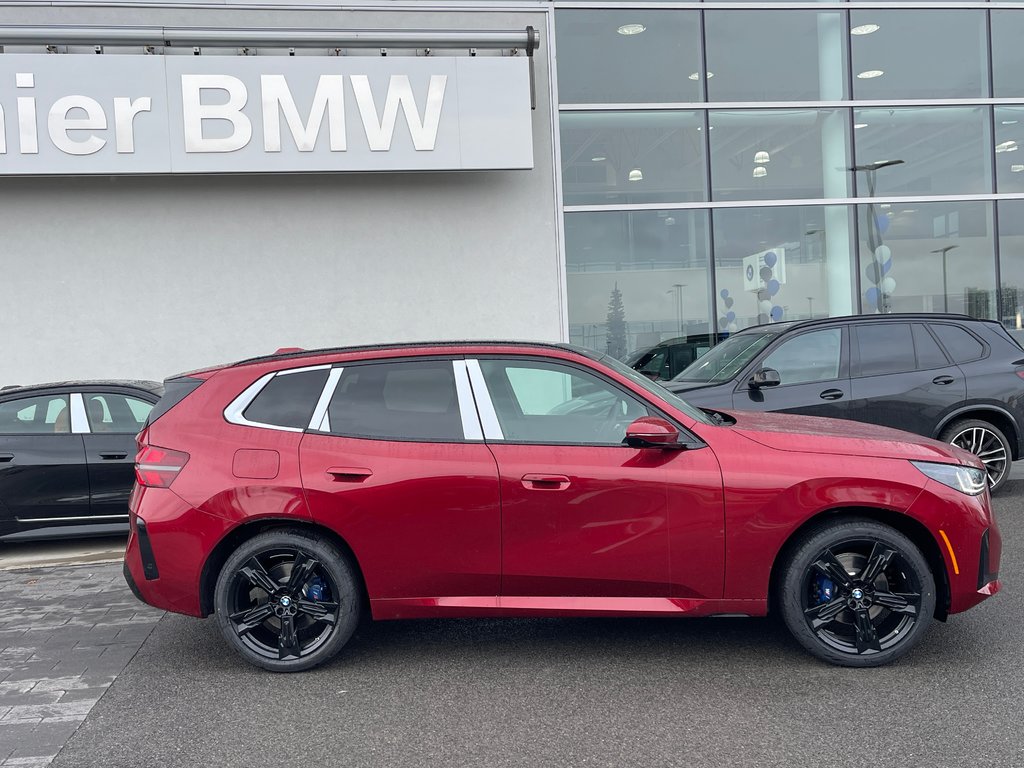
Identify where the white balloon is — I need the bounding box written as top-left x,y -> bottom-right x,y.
760,300 -> 774,314
727,323 -> 738,333
875,245 -> 891,261
881,276 -> 897,294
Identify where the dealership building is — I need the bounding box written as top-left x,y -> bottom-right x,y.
2,1 -> 1023,384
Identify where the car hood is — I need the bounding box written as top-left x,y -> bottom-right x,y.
721,410 -> 975,464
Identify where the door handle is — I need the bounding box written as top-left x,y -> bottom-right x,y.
326,466 -> 373,482
0,453 -> 12,462
819,389 -> 845,401
521,473 -> 571,491
932,375 -> 956,386
99,452 -> 128,460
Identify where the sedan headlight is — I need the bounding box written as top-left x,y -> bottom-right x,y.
911,461 -> 987,495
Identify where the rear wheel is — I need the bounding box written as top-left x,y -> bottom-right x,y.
940,418 -> 1011,493
213,530 -> 360,672
778,519 -> 935,667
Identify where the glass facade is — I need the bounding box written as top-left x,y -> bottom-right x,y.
555,3 -> 1024,357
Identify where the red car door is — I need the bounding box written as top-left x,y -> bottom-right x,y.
468,357 -> 724,605
299,359 -> 500,608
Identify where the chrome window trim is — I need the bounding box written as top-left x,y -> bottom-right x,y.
223,365 -> 331,433
308,367 -> 344,432
465,359 -> 504,440
16,514 -> 128,522
70,393 -> 89,434
453,360 -> 484,441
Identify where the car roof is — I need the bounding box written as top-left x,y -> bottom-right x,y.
224,340 -> 595,370
730,313 -> 982,336
0,380 -> 163,398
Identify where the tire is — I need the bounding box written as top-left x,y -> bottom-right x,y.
940,418 -> 1012,494
213,529 -> 361,672
778,518 -> 935,668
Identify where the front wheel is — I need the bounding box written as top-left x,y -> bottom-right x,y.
778,519 -> 935,667
213,530 -> 361,672
940,418 -> 1012,493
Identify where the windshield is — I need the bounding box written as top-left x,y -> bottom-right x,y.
594,351 -> 713,425
670,332 -> 776,383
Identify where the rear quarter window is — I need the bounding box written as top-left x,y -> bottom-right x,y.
930,323 -> 986,363
243,369 -> 330,430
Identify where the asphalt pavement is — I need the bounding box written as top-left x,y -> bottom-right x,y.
26,484 -> 1020,768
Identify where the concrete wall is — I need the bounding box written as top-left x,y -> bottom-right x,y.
0,2 -> 561,385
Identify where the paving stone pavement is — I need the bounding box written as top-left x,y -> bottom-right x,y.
0,563 -> 163,767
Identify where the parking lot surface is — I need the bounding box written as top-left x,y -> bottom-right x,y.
0,489 -> 1018,768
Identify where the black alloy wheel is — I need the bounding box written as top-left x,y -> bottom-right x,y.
779,519 -> 935,667
940,418 -> 1011,493
214,530 -> 360,672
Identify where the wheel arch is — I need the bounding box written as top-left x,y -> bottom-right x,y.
934,405 -> 1021,460
198,517 -> 369,619
767,507 -> 950,621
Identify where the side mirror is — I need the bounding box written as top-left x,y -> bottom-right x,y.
749,368 -> 781,389
624,417 -> 684,449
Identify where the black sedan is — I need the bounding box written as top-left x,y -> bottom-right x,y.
0,380 -> 162,541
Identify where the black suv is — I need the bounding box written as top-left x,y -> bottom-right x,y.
665,314 -> 1024,492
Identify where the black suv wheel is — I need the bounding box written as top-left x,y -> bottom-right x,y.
940,418 -> 1011,493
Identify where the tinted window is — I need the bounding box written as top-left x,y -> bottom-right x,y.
0,394 -> 70,434
912,325 -> 949,370
326,361 -> 463,441
855,324 -> 916,377
674,332 -> 776,383
84,393 -> 153,434
244,369 -> 330,430
479,360 -> 651,445
762,329 -> 842,385
931,324 -> 986,363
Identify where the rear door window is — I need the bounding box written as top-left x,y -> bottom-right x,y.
930,323 -> 986,363
325,361 -> 465,441
854,323 -> 916,377
911,324 -> 950,370
83,393 -> 154,434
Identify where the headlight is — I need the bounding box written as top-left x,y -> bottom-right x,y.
911,461 -> 987,495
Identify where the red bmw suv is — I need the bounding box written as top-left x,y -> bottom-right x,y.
125,342 -> 1001,671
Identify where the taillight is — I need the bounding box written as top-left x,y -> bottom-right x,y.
135,445 -> 190,488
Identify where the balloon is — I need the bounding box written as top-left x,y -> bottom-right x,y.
760,266 -> 773,281
865,263 -> 881,284
770,305 -> 784,321
881,257 -> 893,276
764,251 -> 778,268
875,215 -> 891,235
724,297 -> 734,309
767,279 -> 780,297
864,286 -> 880,306
726,311 -> 736,322
760,300 -> 773,314
727,322 -> 738,333
719,316 -> 729,329
720,289 -> 730,299
875,245 -> 891,261
881,276 -> 896,294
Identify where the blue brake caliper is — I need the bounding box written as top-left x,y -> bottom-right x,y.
307,577 -> 328,602
813,576 -> 835,605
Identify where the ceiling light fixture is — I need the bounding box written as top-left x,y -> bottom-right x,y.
1002,120 -> 1020,125
617,23 -> 646,36
996,140 -> 1019,153
754,151 -> 771,164
688,71 -> 714,81
591,156 -> 607,162
857,70 -> 885,79
851,24 -> 880,36
854,123 -> 868,129
753,167 -> 767,178
1012,165 -> 1024,173
628,168 -> 643,182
